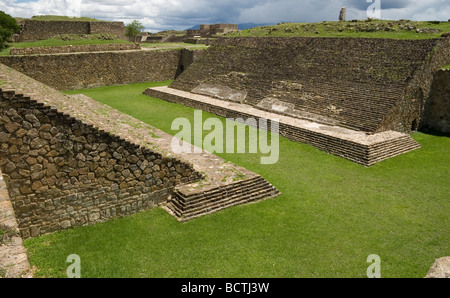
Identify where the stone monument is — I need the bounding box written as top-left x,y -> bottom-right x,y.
339,7 -> 347,22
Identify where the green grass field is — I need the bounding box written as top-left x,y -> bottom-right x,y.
227,20 -> 450,39
24,81 -> 450,278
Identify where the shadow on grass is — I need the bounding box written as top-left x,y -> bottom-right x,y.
419,128 -> 450,138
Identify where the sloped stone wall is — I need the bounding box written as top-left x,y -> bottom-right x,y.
0,50 -> 182,90
89,21 -> 126,40
171,37 -> 441,133
19,20 -> 90,42
18,20 -> 125,42
10,43 -> 140,56
0,88 -> 201,238
381,37 -> 450,133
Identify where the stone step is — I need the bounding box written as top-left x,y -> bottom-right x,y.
167,179 -> 279,220
369,141 -> 420,157
367,144 -> 421,165
171,184 -> 278,217
368,137 -> 421,157
169,186 -> 279,221
174,176 -> 268,206
169,179 -> 277,216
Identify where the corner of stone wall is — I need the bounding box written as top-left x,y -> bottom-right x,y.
378,37 -> 449,133
420,68 -> 450,133
0,86 -> 201,239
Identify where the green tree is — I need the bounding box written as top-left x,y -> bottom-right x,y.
125,20 -> 144,43
0,11 -> 19,49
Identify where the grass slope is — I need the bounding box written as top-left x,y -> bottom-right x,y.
227,20 -> 450,39
24,82 -> 450,278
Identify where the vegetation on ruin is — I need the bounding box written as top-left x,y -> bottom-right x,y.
0,225 -> 18,245
226,20 -> 450,40
0,34 -> 132,56
0,11 -> 19,49
23,81 -> 450,278
30,15 -> 104,22
442,64 -> 450,69
125,20 -> 145,42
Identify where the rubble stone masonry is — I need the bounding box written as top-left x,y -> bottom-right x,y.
0,70 -> 201,238
421,69 -> 450,133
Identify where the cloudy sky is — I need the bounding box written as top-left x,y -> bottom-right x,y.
1,0 -> 449,32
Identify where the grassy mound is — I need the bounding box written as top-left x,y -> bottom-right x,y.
227,20 -> 450,39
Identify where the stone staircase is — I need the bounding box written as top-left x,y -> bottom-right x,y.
171,37 -> 439,133
165,175 -> 280,221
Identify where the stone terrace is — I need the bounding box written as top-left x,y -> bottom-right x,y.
10,43 -> 141,56
171,37 -> 440,133
145,86 -> 421,167
0,63 -> 280,231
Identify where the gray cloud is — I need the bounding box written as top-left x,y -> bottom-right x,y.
344,0 -> 410,10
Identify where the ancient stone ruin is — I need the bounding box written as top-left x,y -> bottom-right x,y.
339,7 -> 347,22
0,18 -> 449,278
186,24 -> 239,37
9,43 -> 141,56
0,28 -> 448,248
0,63 -> 280,239
145,36 -> 450,166
16,19 -> 126,42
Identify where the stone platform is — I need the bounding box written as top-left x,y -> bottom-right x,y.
64,95 -> 281,222
0,63 -> 280,225
144,86 -> 421,167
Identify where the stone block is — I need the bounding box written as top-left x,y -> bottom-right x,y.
192,84 -> 247,103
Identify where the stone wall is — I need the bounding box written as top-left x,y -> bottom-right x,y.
0,87 -> 201,238
10,43 -> 140,56
170,37 -> 442,133
19,20 -> 90,42
0,50 -> 182,90
89,21 -> 126,40
421,69 -> 450,133
18,20 -> 125,42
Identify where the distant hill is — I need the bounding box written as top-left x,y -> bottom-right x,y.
185,23 -> 274,31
